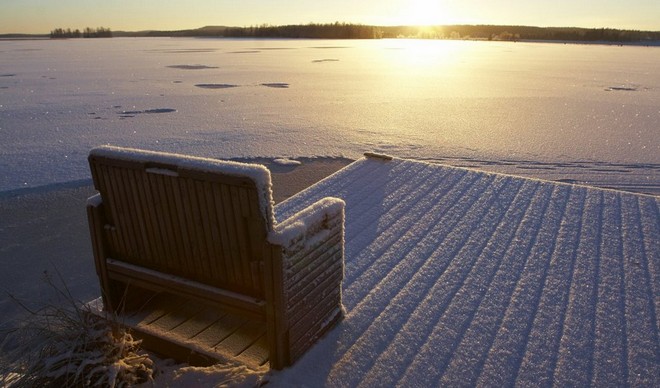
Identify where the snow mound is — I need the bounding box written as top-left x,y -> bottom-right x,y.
273,158 -> 302,167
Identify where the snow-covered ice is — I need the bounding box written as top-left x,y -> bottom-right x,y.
1,37 -> 659,385
1,37 -> 658,195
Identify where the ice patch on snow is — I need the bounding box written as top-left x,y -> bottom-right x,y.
166,64 -> 218,70
195,83 -> 239,89
605,85 -> 638,91
312,59 -> 340,63
310,46 -> 350,49
261,83 -> 289,88
147,48 -> 218,54
120,108 -> 176,115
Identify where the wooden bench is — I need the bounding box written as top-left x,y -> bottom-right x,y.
86,146 -> 345,369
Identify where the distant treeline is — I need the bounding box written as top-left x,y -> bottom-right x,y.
224,23 -> 381,39
379,25 -> 660,42
116,23 -> 660,43
50,27 -> 112,39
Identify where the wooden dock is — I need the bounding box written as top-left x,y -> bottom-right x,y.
273,155 -> 659,386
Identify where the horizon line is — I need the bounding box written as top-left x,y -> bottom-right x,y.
2,22 -> 660,36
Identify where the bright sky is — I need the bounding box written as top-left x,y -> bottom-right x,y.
2,0 -> 659,34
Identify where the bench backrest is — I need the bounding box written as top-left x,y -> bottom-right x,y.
89,146 -> 274,299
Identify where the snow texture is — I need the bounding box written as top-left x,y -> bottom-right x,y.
153,361 -> 268,387
268,197 -> 345,248
90,145 -> 276,227
270,156 -> 659,387
1,38 -> 658,196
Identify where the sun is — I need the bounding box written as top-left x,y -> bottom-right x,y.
400,0 -> 447,26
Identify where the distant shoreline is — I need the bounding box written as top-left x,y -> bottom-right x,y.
2,23 -> 659,45
1,35 -> 659,48
0,36 -> 49,41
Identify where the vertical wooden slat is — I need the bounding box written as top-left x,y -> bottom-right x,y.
238,187 -> 251,217
212,183 -> 236,286
138,167 -> 166,267
245,189 -> 265,295
115,168 -> 141,261
92,163 -> 122,256
126,169 -> 153,262
100,164 -> 130,257
87,202 -> 115,311
195,180 -> 219,283
95,164 -> 117,250
231,186 -> 253,291
247,189 -> 262,220
170,175 -> 194,277
248,188 -> 267,289
146,172 -> 172,268
240,187 -> 262,293
149,174 -> 171,269
158,173 -> 187,275
203,181 -> 228,285
154,174 -> 183,273
263,244 -> 288,369
187,178 -> 212,282
220,184 -> 244,289
247,188 -> 266,294
178,177 -> 205,281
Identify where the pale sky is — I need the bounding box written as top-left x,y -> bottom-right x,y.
2,0 -> 659,34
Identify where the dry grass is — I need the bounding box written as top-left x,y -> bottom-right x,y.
0,270 -> 153,387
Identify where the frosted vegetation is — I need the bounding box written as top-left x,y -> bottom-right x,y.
0,37 -> 658,196
1,272 -> 153,387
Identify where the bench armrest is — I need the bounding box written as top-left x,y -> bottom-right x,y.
268,197 -> 345,251
268,197 -> 345,363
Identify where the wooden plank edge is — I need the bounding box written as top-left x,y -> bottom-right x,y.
85,299 -> 267,369
106,259 -> 266,319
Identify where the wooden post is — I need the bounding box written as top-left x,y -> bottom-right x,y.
263,244 -> 289,369
87,201 -> 114,312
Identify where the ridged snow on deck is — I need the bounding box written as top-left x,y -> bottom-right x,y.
273,156 -> 659,387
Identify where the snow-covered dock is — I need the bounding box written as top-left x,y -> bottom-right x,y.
272,154 -> 659,386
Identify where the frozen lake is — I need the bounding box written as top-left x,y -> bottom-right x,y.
1,37 -> 658,385
1,37 -> 659,194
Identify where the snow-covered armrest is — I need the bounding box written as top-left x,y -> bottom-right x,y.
268,197 -> 345,251
267,197 -> 345,364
